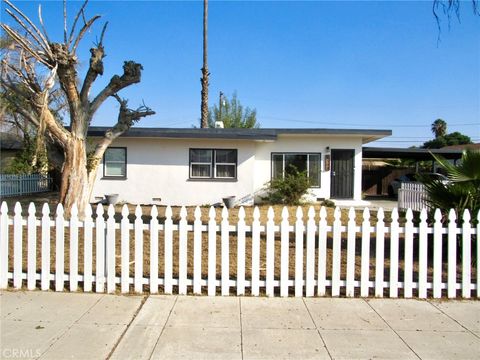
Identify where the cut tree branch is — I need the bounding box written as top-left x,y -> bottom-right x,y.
3,0 -> 52,57
80,44 -> 105,104
71,14 -> 101,53
68,0 -> 89,47
87,95 -> 154,183
90,61 -> 143,115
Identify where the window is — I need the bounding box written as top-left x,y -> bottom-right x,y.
271,153 -> 321,187
190,149 -> 237,179
103,147 -> 127,178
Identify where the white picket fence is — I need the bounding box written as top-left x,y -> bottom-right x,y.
0,202 -> 478,298
0,174 -> 52,197
398,182 -> 428,212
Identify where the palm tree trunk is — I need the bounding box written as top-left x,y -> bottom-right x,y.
200,0 -> 209,128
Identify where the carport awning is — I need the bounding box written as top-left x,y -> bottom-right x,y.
363,147 -> 463,160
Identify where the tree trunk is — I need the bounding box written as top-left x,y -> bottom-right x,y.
200,0 -> 209,128
59,137 -> 91,216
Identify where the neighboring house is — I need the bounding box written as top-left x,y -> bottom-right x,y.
441,143 -> 480,151
0,132 -> 23,172
89,127 -> 391,206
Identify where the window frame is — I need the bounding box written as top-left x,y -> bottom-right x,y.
271,152 -> 322,188
189,148 -> 238,180
103,147 -> 127,180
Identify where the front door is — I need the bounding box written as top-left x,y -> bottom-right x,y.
330,149 -> 355,199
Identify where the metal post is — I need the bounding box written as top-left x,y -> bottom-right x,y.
219,91 -> 224,122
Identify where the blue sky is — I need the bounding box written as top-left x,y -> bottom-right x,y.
4,0 -> 479,147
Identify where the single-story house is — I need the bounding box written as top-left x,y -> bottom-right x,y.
89,127 -> 391,206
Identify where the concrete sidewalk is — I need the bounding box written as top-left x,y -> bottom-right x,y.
1,291 -> 479,359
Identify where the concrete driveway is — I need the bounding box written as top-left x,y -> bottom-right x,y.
1,291 -> 479,359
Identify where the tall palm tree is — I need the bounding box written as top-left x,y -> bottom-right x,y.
200,0 -> 209,128
431,118 -> 447,138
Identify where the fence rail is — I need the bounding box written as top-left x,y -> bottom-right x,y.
0,174 -> 52,197
398,182 -> 428,212
0,202 -> 478,298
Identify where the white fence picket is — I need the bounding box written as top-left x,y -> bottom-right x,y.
134,205 -> 143,293
0,202 -> 8,289
179,206 -> 188,295
346,207 -> 356,297
193,207 -> 202,295
27,203 -> 36,290
69,204 -> 79,292
418,209 -> 428,299
447,209 -> 457,298
295,207 -> 305,297
55,204 -> 65,292
433,209 -> 444,298
13,202 -> 22,289
306,207 -> 316,297
266,207 -> 275,296
404,209 -> 414,298
221,207 -> 230,296
280,207 -> 289,297
317,206 -> 327,296
41,204 -> 50,290
164,206 -> 173,294
95,205 -> 105,293
389,209 -> 399,298
251,207 -> 261,296
237,207 -> 246,296
375,208 -> 385,298
150,206 -> 159,294
207,207 -> 216,296
84,205 -> 93,292
360,208 -> 370,297
331,207 -> 341,297
106,205 -> 116,293
120,205 -> 130,293
294,207 -> 304,297
462,210 -> 471,298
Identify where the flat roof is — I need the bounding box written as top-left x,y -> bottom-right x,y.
363,146 -> 464,160
88,127 -> 391,143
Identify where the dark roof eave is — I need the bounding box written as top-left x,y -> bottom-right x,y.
87,127 -> 391,141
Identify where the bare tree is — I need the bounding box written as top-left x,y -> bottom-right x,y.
200,0 -> 209,128
1,0 -> 155,215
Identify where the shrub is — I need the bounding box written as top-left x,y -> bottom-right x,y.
423,150 -> 480,219
263,167 -> 310,205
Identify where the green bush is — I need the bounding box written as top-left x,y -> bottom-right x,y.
263,167 -> 310,205
5,136 -> 48,175
423,150 -> 480,219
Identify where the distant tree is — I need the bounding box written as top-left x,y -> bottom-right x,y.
207,93 -> 259,128
423,132 -> 472,149
431,119 -> 447,138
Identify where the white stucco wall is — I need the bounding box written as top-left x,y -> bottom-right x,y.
253,135 -> 363,202
91,134 -> 364,206
91,138 -> 256,206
